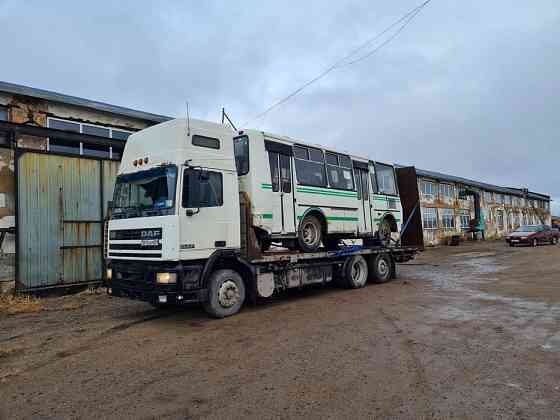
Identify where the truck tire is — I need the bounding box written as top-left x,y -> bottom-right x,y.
369,253 -> 392,284
203,269 -> 245,318
342,255 -> 368,289
298,215 -> 323,252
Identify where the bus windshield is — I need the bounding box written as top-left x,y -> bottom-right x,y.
112,165 -> 178,218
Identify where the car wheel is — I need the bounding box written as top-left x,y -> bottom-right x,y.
203,269 -> 245,318
551,237 -> 558,245
298,215 -> 323,252
532,238 -> 538,247
509,242 -> 515,247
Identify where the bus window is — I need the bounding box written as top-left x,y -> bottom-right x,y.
375,163 -> 397,195
233,135 -> 249,175
268,152 -> 280,192
279,154 -> 292,193
360,171 -> 369,200
294,145 -> 327,187
326,152 -> 354,191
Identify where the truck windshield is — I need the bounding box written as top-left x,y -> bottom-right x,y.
112,166 -> 178,218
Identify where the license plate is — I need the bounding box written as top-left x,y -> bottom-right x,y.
141,239 -> 159,246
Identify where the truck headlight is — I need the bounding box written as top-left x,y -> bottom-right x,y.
156,272 -> 177,284
106,268 -> 112,281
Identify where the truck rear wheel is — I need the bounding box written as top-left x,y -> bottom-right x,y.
298,215 -> 323,252
369,253 -> 392,284
342,255 -> 368,288
204,269 -> 245,318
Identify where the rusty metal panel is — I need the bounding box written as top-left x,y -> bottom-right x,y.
396,166 -> 424,250
17,153 -> 104,290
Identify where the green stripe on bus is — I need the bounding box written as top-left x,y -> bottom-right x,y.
261,213 -> 273,219
261,183 -> 272,189
296,188 -> 357,198
297,215 -> 359,222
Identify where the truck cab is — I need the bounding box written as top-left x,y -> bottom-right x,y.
107,119 -> 245,311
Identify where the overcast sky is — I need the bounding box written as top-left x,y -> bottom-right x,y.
1,0 -> 559,213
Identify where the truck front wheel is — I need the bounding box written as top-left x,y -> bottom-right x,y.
204,269 -> 246,318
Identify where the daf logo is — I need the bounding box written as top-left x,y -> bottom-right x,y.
141,230 -> 157,239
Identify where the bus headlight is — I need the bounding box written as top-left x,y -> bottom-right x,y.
156,272 -> 177,284
106,268 -> 112,281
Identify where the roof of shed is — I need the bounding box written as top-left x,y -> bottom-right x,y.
0,80 -> 171,124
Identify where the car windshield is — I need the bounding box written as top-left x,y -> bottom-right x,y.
515,225 -> 540,232
112,165 -> 178,218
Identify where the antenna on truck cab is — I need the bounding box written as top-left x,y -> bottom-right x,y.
186,101 -> 191,137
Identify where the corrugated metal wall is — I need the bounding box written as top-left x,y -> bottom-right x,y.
17,152 -> 119,291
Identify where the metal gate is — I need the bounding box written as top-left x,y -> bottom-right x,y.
16,152 -> 119,291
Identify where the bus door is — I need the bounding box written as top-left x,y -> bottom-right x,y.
268,151 -> 296,234
354,166 -> 372,235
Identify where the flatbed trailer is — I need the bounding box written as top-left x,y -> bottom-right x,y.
109,241 -> 418,317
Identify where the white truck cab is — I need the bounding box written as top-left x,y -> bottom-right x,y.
108,118 -> 240,262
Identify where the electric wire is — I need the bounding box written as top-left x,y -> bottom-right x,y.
242,0 -> 432,127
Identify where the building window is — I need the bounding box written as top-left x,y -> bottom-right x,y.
439,184 -> 455,200
0,106 -> 8,121
47,117 -> 133,159
484,191 -> 493,203
422,207 -> 438,229
293,145 -> 327,187
459,210 -> 470,229
496,210 -> 504,229
505,195 -> 512,205
496,194 -> 504,204
421,181 -> 435,201
440,208 -> 455,229
325,152 -> 354,191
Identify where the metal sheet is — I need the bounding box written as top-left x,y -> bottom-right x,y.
17,152 -> 105,290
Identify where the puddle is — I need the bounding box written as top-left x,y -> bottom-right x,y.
402,251 -> 560,351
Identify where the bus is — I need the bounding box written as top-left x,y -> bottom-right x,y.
233,129 -> 402,252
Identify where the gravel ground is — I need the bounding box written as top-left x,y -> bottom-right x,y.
1,241 -> 559,419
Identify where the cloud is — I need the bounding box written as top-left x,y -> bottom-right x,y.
1,0 -> 558,207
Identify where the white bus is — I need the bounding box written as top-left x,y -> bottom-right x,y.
233,129 -> 402,252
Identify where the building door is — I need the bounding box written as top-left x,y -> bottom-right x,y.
268,151 -> 295,234
16,152 -> 116,291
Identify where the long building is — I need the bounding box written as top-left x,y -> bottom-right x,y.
0,81 -> 553,292
413,168 -> 551,246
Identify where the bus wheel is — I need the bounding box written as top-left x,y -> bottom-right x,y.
342,255 -> 368,288
369,253 -> 392,284
298,215 -> 323,252
203,269 -> 245,318
377,218 -> 392,245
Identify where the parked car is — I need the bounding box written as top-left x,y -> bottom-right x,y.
505,225 -> 559,247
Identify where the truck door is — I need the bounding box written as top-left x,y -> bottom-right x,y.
268,151 -> 295,234
355,167 -> 372,235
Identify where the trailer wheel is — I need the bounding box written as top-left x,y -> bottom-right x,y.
342,255 -> 368,289
203,269 -> 245,318
298,215 -> 323,252
369,253 -> 392,284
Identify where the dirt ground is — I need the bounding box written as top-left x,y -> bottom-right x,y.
1,241 -> 559,419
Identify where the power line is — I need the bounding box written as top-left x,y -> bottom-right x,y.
242,0 -> 432,127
